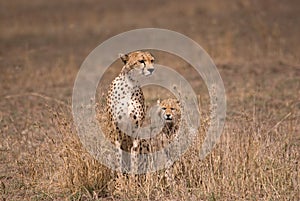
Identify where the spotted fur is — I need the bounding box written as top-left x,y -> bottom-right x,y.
129,98 -> 182,180
106,51 -> 155,172
135,98 -> 182,154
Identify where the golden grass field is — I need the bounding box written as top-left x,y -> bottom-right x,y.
0,0 -> 299,200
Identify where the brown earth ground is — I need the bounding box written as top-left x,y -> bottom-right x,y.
0,0 -> 299,200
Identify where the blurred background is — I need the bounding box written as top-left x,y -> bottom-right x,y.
0,0 -> 299,200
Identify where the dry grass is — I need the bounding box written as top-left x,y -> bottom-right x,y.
2,94 -> 296,200
2,84 -> 298,200
1,0 -> 300,200
49,94 -> 298,200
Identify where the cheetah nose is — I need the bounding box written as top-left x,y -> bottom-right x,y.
148,68 -> 155,74
165,114 -> 172,120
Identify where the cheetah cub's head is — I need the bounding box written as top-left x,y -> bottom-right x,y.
120,51 -> 155,76
158,98 -> 181,125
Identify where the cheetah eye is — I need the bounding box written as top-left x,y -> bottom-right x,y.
150,59 -> 154,63
171,108 -> 175,110
162,107 -> 166,110
139,60 -> 145,64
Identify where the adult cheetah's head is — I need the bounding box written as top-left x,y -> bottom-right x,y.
158,98 -> 181,125
120,51 -> 155,76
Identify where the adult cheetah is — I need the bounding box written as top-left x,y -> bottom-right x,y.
106,50 -> 155,172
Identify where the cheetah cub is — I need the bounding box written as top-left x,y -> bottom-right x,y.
131,98 -> 182,177
137,98 -> 182,154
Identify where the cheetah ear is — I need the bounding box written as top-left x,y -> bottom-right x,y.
157,99 -> 161,105
119,53 -> 129,64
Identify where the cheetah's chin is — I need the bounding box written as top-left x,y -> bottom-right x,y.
143,72 -> 152,76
